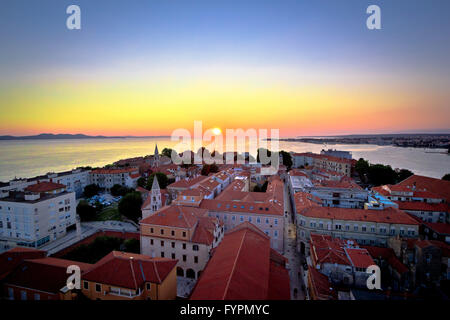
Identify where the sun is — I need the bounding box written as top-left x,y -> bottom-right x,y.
212,127 -> 222,135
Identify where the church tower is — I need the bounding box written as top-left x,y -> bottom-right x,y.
150,176 -> 162,212
154,143 -> 160,167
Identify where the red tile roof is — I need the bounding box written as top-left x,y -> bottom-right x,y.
91,168 -> 137,174
308,267 -> 337,300
25,181 -> 66,193
423,221 -> 450,235
167,175 -> 210,189
397,175 -> 450,202
82,251 -> 177,289
0,248 -> 47,281
362,246 -> 409,274
395,201 -> 449,212
140,205 -> 208,228
3,257 -> 92,294
298,206 -> 420,225
190,222 -> 289,300
344,248 -> 375,269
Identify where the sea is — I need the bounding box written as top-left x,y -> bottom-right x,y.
0,138 -> 449,182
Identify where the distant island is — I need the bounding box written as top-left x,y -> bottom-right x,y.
269,133 -> 450,150
0,133 -> 171,141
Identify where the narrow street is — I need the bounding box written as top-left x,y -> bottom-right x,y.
283,178 -> 306,300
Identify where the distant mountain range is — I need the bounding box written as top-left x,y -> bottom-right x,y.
0,133 -> 171,140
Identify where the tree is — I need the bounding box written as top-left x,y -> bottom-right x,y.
368,164 -> 397,186
355,158 -> 370,181
443,174 -> 450,181
118,192 -> 143,222
110,184 -> 133,197
76,200 -> 97,222
146,172 -> 169,190
396,169 -> 413,183
162,147 -> 174,158
201,164 -> 219,176
123,238 -> 140,253
280,150 -> 293,169
137,177 -> 147,188
83,184 -> 100,198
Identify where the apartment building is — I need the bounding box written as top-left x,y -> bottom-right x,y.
140,205 -> 224,280
294,192 -> 420,254
292,152 -> 353,176
89,167 -> 140,191
372,176 -> 449,223
199,177 -> 285,252
0,181 -> 76,250
0,168 -> 91,198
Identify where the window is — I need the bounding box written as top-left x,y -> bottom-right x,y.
232,216 -> 236,221
194,256 -> 198,263
265,218 -> 269,224
161,240 -> 164,247
150,239 -> 154,245
354,225 -> 358,231
95,284 -> 101,293
21,290 -> 27,300
146,283 -> 151,291
83,281 -> 89,290
171,230 -> 175,236
182,255 -> 187,262
193,244 -> 199,251
390,228 -> 396,235
182,231 -> 186,237
150,228 -> 154,233
171,253 -> 175,259
274,219 -> 278,225
257,217 -> 261,224
171,242 -> 175,248
335,224 -> 342,230
240,216 -> 244,222
362,226 -> 366,232
182,243 -> 186,250
248,217 -> 252,222
161,251 -> 165,258
274,230 -> 278,238
34,293 -> 40,300
160,229 -> 164,235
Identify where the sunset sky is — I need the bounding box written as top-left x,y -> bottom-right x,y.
1,0 -> 449,137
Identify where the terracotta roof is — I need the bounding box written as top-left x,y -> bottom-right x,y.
344,248 -> 375,269
308,267 -> 337,300
25,181 -> 66,193
140,205 -> 208,228
167,175 -> 210,189
190,222 -> 289,300
91,168 -> 137,174
0,248 -> 47,281
4,257 -> 92,294
298,206 -> 420,225
397,175 -> 450,202
310,234 -> 351,266
362,246 -> 409,274
395,201 -> 449,212
423,221 -> 450,235
200,199 -> 283,216
314,176 -> 362,190
82,251 -> 177,289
